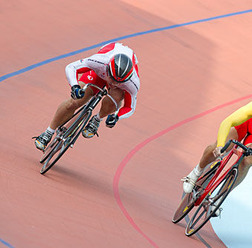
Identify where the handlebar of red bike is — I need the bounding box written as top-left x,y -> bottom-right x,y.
221,139 -> 252,156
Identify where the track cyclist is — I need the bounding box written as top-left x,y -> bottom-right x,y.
182,101 -> 252,214
34,42 -> 140,151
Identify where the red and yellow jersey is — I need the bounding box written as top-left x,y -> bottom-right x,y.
217,101 -> 252,147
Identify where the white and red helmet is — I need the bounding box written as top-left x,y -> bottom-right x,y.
108,54 -> 133,82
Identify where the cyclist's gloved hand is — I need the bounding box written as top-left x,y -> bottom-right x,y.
71,85 -> 84,99
106,114 -> 119,128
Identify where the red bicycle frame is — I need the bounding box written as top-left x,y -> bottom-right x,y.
194,144 -> 243,206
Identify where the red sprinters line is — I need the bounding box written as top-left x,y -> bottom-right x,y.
113,94 -> 252,247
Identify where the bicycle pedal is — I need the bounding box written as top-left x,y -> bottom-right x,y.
212,207 -> 223,218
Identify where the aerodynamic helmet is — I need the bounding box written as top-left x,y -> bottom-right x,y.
108,53 -> 133,82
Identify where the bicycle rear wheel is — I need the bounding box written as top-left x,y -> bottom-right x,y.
40,111 -> 91,174
172,161 -> 220,223
185,167 -> 238,236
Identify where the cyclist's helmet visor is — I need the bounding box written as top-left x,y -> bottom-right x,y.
108,54 -> 133,83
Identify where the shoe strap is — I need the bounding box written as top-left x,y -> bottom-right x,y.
181,176 -> 196,186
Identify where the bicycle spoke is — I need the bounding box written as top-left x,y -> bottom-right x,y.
190,201 -> 208,228
40,111 -> 91,174
40,137 -> 58,163
38,84 -> 109,175
172,162 -> 221,224
172,193 -> 197,223
40,140 -> 63,174
185,168 -> 238,236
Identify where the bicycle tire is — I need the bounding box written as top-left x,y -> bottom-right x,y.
40,140 -> 64,174
40,132 -> 64,163
40,111 -> 91,174
185,167 -> 238,236
172,192 -> 195,223
172,161 -> 220,223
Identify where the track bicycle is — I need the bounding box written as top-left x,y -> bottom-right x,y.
172,139 -> 252,236
39,83 -> 118,174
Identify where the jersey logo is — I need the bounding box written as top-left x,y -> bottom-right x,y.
87,75 -> 93,81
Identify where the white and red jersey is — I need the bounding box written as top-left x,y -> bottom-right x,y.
65,42 -> 140,120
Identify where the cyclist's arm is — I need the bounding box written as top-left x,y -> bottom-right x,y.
217,101 -> 252,147
65,59 -> 91,87
66,54 -> 107,87
117,91 -> 137,120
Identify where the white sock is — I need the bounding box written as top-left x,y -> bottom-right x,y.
46,127 -> 55,135
194,164 -> 203,176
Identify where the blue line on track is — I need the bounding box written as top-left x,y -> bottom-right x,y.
0,9 -> 251,83
0,7 -> 252,248
0,239 -> 14,248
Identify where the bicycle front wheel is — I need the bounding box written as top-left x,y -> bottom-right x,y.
172,192 -> 196,224
40,140 -> 64,174
172,161 -> 220,224
40,111 -> 91,174
185,167 -> 238,236
40,133 -> 62,164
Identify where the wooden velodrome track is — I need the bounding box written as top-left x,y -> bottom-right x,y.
1,1 -> 252,247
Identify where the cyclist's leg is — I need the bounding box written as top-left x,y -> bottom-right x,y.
225,120 -> 252,188
206,123 -> 251,216
49,71 -> 106,130
82,87 -> 124,138
199,119 -> 249,170
183,127 -> 239,193
34,83 -> 93,150
234,139 -> 252,188
99,87 -> 124,118
209,139 -> 252,217
81,74 -> 111,138
199,127 -> 239,169
34,72 -> 97,150
49,81 -> 93,130
198,121 -> 248,193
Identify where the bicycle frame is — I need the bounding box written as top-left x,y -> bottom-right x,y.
194,143 -> 245,206
63,85 -> 107,144
39,83 -> 119,174
173,139 -> 252,235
